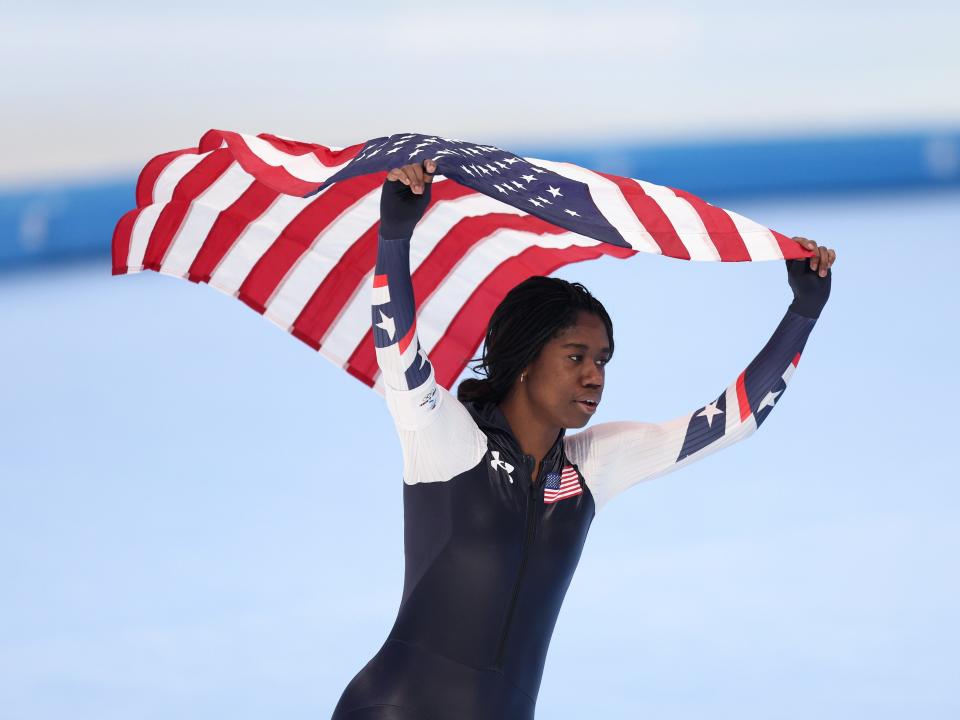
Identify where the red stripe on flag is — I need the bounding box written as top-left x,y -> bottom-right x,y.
237,173 -> 385,314
595,171 -> 689,260
201,130 -> 364,197
290,224 -> 380,350
135,148 -> 196,208
186,181 -> 280,284
141,151 -> 235,272
774,230 -> 814,259
668,187 -> 752,262
292,180 -> 483,353
345,213 -> 570,386
373,274 -> 389,287
111,208 -> 142,275
735,370 -> 750,422
256,133 -> 366,162
792,351 -> 801,366
431,242 -> 634,389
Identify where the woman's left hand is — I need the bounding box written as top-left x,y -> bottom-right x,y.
793,236 -> 837,277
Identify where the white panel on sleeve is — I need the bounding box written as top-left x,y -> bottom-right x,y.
565,414 -> 758,513
384,369 -> 487,485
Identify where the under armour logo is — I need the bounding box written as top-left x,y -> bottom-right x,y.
490,450 -> 515,484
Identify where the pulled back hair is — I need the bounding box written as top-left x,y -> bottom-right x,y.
456,276 -> 614,406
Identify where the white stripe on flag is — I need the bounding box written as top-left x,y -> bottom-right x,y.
208,193 -> 310,296
242,134 -> 354,184
724,208 -> 782,261
633,179 -> 722,261
126,152 -> 208,272
159,163 -> 255,278
264,188 -> 382,330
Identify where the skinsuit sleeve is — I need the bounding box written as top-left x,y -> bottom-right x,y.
565,259 -> 832,513
372,174 -> 487,484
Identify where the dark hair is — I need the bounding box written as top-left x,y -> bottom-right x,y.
456,276 -> 614,405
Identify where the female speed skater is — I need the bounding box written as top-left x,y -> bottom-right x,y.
331,159 -> 836,720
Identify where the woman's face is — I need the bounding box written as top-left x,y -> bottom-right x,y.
523,310 -> 610,429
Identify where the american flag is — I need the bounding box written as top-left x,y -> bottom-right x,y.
112,129 -> 814,395
544,465 -> 583,504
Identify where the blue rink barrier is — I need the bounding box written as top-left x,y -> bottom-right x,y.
1,128 -> 957,272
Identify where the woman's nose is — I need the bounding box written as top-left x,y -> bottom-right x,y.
583,364 -> 603,386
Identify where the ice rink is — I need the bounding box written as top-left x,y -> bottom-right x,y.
2,186 -> 957,719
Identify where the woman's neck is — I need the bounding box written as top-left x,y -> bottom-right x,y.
497,391 -> 562,466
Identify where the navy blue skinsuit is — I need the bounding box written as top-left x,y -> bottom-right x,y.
330,176 -> 831,720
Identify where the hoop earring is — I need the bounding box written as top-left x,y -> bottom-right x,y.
520,373 -> 526,383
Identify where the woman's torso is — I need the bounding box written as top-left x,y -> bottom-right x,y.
332,399 -> 595,720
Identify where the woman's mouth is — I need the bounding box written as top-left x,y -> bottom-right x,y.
577,399 -> 598,413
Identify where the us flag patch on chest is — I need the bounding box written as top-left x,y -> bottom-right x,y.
543,465 -> 582,504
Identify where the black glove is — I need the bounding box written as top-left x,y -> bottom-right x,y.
379,174 -> 433,241
785,258 -> 831,319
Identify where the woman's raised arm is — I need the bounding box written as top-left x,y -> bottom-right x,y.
565,241 -> 835,513
372,160 -> 487,484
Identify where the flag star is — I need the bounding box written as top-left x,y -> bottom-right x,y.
487,164 -> 500,173
564,208 -> 580,216
385,146 -> 402,154
521,174 -> 536,183
376,309 -> 396,340
408,150 -> 421,159
512,181 -> 525,189
529,198 -> 543,207
505,157 -> 521,165
758,389 -> 782,412
547,186 -> 562,198
696,401 -> 725,427
495,184 -> 508,194
536,195 -> 552,204
461,165 -> 474,176
532,167 -> 548,173
496,161 -> 509,169
479,165 -> 491,175
417,345 -> 430,369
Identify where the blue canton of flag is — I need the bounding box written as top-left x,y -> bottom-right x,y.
312,132 -> 631,248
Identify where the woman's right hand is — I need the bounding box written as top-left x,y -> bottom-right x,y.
785,236 -> 834,319
387,159 -> 436,195
380,159 -> 438,240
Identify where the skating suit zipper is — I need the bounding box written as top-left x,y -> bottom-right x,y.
494,453 -> 542,669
